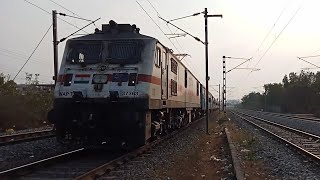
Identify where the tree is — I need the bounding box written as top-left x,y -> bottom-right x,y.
241,92 -> 264,110
264,83 -> 283,112
242,70 -> 320,114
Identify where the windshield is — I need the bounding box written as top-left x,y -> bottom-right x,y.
66,40 -> 144,65
107,40 -> 144,64
66,41 -> 103,64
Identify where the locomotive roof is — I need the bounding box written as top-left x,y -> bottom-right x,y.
70,32 -> 155,41
70,21 -> 156,41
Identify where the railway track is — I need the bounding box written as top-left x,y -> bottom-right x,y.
0,128 -> 55,146
244,109 -> 320,123
0,117 -> 204,179
231,110 -> 320,163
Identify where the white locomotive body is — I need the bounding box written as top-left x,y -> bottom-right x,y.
48,21 -> 218,146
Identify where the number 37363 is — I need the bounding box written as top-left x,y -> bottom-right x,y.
120,91 -> 139,96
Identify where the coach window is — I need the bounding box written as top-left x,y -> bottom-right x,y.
162,51 -> 166,69
171,58 -> 178,74
171,79 -> 177,96
155,48 -> 161,67
184,69 -> 188,88
196,82 -> 199,96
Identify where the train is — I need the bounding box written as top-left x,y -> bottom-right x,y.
47,20 -> 218,147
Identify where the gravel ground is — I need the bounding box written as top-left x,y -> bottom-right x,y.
230,113 -> 320,180
99,120 -> 216,180
0,137 -> 78,171
239,109 -> 320,136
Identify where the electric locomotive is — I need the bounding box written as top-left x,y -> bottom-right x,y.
48,20 -> 218,147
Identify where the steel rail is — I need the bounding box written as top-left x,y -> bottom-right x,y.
0,148 -> 85,178
231,110 -> 320,163
0,128 -> 55,145
74,117 -> 205,180
243,109 -> 320,122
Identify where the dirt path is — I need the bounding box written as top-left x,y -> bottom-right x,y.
155,111 -> 270,180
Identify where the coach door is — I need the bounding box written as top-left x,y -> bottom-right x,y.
161,51 -> 168,100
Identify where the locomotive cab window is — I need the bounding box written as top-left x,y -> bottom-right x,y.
107,40 -> 144,64
171,58 -> 178,74
155,47 -> 161,67
67,41 -> 103,64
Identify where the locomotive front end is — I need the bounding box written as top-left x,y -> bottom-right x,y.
48,21 -> 155,146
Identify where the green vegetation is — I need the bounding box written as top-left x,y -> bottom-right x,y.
240,70 -> 320,115
0,73 -> 53,132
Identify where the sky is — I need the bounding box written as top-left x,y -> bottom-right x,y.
1,0 -> 319,100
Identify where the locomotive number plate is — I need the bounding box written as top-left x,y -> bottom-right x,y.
120,91 -> 139,96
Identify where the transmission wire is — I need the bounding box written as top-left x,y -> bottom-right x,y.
13,24 -> 52,81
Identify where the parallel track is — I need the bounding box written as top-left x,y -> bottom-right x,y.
0,117 -> 204,179
231,110 -> 320,163
0,128 -> 55,146
0,148 -> 86,179
244,109 -> 320,123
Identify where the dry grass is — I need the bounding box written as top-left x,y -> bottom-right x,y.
226,119 -> 270,179
155,111 -> 234,180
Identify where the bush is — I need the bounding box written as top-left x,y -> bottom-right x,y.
0,73 -> 53,131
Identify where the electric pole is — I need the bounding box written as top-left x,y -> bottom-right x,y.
222,56 -> 227,113
222,56 -> 256,113
204,8 -> 223,134
52,10 -> 58,84
204,8 -> 209,134
218,84 -> 221,112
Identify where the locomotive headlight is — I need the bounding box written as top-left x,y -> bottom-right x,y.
128,73 -> 137,86
92,74 -> 108,84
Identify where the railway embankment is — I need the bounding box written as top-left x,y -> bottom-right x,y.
229,111 -> 320,179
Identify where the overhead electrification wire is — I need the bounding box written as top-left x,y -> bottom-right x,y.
254,1 -> 290,55
253,2 -> 303,69
246,0 -> 290,69
13,24 -> 52,81
297,57 -> 320,68
227,58 -> 252,73
48,0 -> 81,17
24,0 -> 88,33
144,0 -> 206,83
169,13 -> 202,22
145,0 -> 204,82
58,17 -> 100,43
158,16 -> 204,44
58,13 -> 92,22
311,48 -> 320,55
299,54 -> 320,59
0,51 -> 48,65
49,0 -> 98,27
142,0 -> 205,85
136,1 -> 181,55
